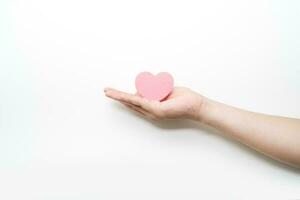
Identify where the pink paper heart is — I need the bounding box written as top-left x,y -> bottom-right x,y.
135,72 -> 174,101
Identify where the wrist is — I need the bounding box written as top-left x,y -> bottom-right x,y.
192,96 -> 215,124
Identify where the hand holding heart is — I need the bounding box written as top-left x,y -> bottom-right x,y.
104,72 -> 300,168
104,72 -> 205,120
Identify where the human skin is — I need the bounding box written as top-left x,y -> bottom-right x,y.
104,87 -> 300,168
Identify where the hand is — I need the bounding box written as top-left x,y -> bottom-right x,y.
104,87 -> 206,121
104,86 -> 300,168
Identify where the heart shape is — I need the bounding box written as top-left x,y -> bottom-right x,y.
135,72 -> 174,101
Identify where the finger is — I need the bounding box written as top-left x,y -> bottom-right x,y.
104,87 -> 155,112
120,101 -> 148,114
104,87 -> 143,106
120,101 -> 155,117
121,102 -> 151,117
133,92 -> 156,112
123,104 -> 146,115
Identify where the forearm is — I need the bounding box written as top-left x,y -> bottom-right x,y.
197,98 -> 300,168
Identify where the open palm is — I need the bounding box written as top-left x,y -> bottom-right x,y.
104,87 -> 204,120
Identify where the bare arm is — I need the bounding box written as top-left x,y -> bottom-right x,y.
199,99 -> 300,168
104,87 -> 300,168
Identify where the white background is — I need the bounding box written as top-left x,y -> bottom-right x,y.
0,0 -> 300,199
